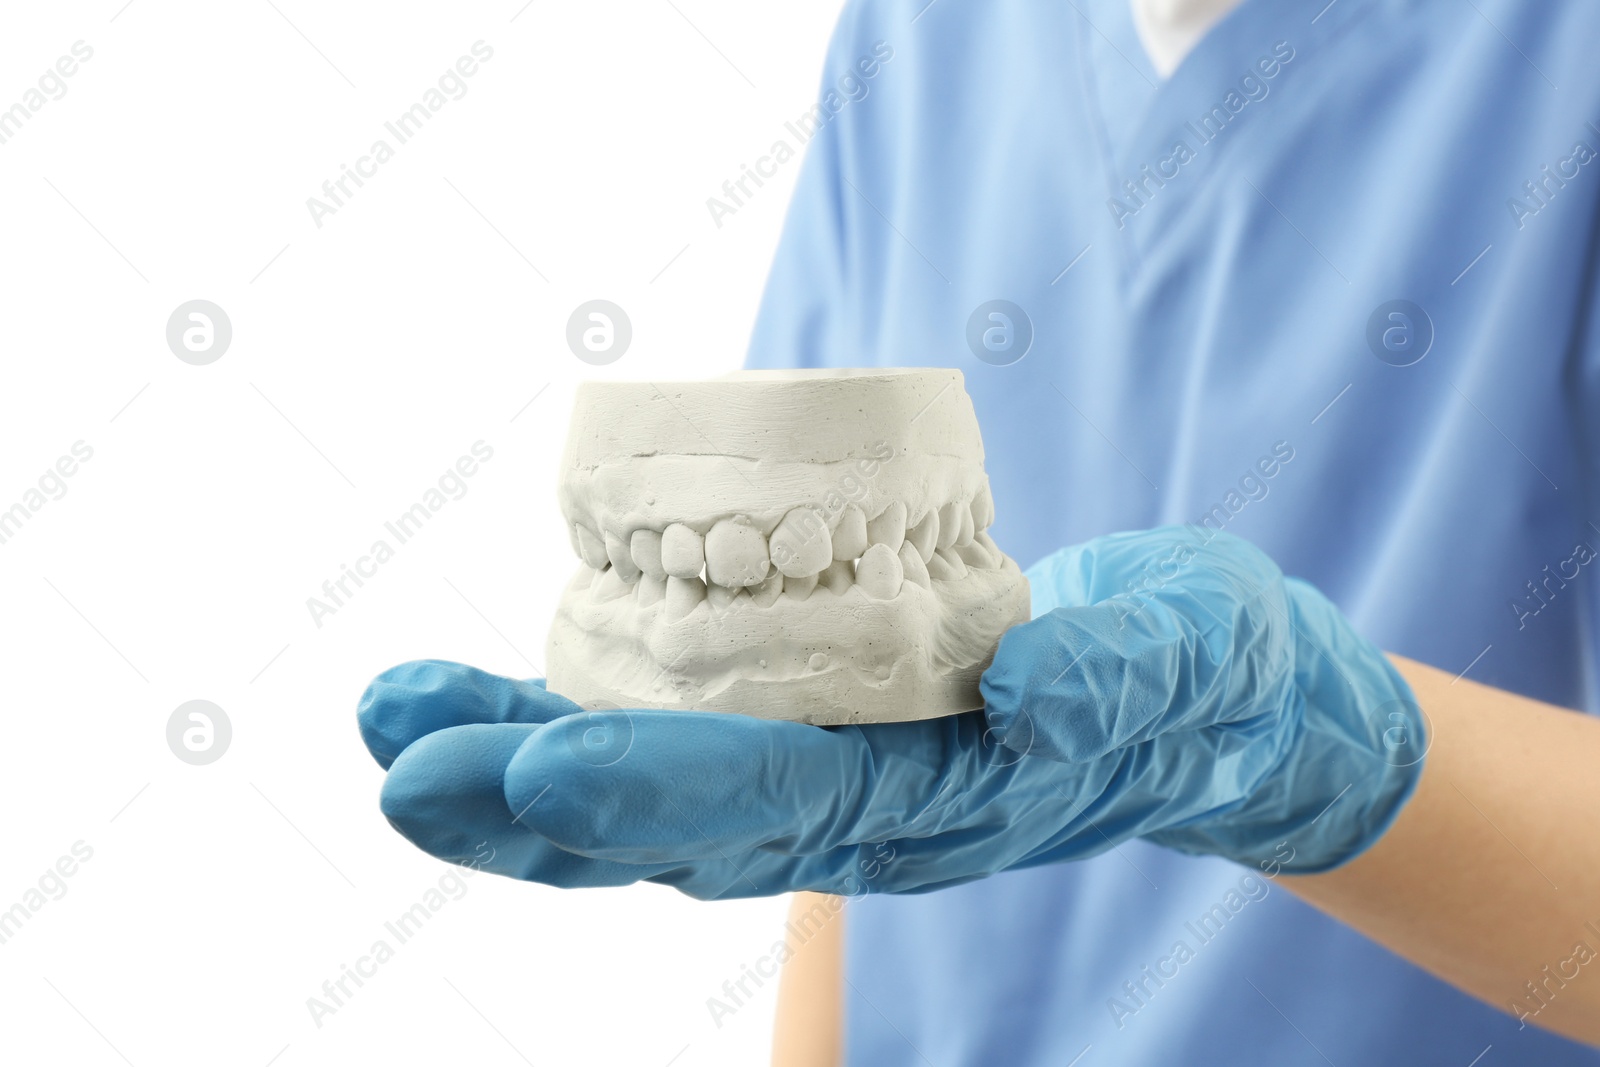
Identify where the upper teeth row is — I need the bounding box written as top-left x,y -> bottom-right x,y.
570,488 -> 997,606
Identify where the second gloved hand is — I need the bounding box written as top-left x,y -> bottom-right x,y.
980,527 -> 1427,872
360,528 -> 1425,898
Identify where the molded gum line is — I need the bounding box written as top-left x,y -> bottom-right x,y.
547,554 -> 1030,721
559,454 -> 982,545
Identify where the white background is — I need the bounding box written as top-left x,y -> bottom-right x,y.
0,2 -> 846,1063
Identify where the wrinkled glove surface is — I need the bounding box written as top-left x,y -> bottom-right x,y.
360,528 -> 1425,899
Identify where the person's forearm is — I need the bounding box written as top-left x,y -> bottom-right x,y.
772,893 -> 844,1067
1285,655 -> 1600,1044
769,656 -> 1600,1054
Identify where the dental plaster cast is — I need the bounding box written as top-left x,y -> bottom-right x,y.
545,369 -> 1031,724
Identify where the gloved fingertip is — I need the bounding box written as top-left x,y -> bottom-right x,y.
358,659 -> 575,770
502,715 -> 624,855
377,730 -> 448,834
979,609 -> 1136,763
979,698 -> 1057,761
357,664 -> 433,770
378,722 -> 539,860
979,621 -> 1070,761
504,710 -> 789,863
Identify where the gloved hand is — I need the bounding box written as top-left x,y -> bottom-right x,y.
359,527 -> 1425,899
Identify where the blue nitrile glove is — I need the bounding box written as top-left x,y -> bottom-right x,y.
359,528 -> 1425,899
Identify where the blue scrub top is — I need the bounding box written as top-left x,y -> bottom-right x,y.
745,0 -> 1600,1062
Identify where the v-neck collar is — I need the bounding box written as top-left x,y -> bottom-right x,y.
1072,0 -> 1163,167
1072,0 -> 1382,266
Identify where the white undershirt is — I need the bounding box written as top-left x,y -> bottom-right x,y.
1129,0 -> 1246,77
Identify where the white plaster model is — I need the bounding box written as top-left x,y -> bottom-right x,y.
545,368 -> 1031,724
